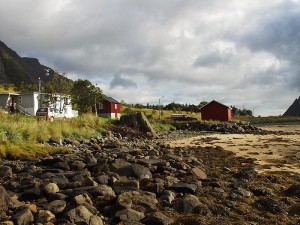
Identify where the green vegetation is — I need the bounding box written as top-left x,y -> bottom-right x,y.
0,112 -> 111,159
1,103 -> 299,159
0,83 -> 18,93
233,116 -> 300,124
71,79 -> 103,113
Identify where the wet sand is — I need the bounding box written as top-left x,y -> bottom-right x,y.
168,124 -> 300,174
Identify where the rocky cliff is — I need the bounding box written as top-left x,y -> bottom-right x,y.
283,96 -> 300,116
0,40 -> 54,85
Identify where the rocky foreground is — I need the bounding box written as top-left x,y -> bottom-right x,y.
1,129 -> 300,225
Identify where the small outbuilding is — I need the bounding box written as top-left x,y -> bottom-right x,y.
96,96 -> 121,119
200,100 -> 232,122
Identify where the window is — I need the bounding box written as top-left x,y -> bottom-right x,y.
115,104 -> 118,110
19,96 -> 22,104
99,103 -> 103,109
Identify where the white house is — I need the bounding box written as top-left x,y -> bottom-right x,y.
0,91 -> 77,117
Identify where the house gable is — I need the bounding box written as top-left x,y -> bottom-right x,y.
200,100 -> 232,122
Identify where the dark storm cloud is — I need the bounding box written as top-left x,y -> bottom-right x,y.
233,1 -> 300,91
110,74 -> 138,89
193,52 -> 232,67
0,0 -> 299,115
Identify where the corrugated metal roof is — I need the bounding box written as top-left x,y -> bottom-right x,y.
104,95 -> 120,104
200,100 -> 230,110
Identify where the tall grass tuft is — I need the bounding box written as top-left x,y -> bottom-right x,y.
0,112 -> 112,159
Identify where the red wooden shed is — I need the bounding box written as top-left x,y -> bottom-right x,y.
200,100 -> 232,122
96,96 -> 121,119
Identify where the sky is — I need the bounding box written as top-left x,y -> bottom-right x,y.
1,0 -> 300,116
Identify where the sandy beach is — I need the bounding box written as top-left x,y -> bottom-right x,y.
168,124 -> 300,174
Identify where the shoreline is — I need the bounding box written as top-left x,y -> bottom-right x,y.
167,124 -> 300,174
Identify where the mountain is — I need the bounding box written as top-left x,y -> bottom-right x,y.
0,40 -> 55,86
283,96 -> 300,116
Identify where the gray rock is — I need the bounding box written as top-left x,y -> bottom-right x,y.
81,177 -> 98,187
70,160 -> 86,170
117,191 -> 158,212
131,164 -> 152,179
174,194 -> 201,213
49,136 -> 62,145
89,215 -> 104,225
44,183 -> 60,194
12,208 -> 34,225
47,200 -> 67,214
53,161 -> 70,171
254,197 -> 287,214
171,182 -> 198,194
65,205 -> 103,225
20,187 -> 41,201
115,208 -> 145,222
35,210 -> 55,224
95,174 -> 110,185
65,205 -> 100,224
0,186 -> 10,219
159,190 -> 176,205
0,166 -> 13,178
285,184 -> 300,198
236,187 -> 252,197
110,159 -> 133,177
84,155 -> 97,164
74,193 -> 93,205
142,212 -> 174,225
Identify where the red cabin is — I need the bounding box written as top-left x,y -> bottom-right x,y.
200,100 -> 232,122
96,96 -> 121,119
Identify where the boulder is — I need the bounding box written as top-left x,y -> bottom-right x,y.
142,212 -> 174,225
120,112 -> 157,138
47,200 -> 67,214
65,205 -> 102,225
173,194 -> 201,213
12,208 -> 34,225
0,186 -> 10,220
0,166 -> 13,178
115,208 -> 145,222
117,191 -> 158,212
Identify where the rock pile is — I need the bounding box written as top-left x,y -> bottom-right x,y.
173,121 -> 272,134
120,112 -> 157,138
0,132 -> 299,224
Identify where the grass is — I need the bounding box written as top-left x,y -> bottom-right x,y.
1,106 -> 299,159
233,116 -> 300,124
0,83 -> 18,93
0,112 -> 111,159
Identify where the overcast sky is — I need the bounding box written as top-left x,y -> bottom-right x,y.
1,0 -> 300,116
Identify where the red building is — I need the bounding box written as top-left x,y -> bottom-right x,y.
200,100 -> 232,122
96,96 -> 121,119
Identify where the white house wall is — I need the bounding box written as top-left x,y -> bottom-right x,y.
0,94 -> 9,108
99,113 -> 121,119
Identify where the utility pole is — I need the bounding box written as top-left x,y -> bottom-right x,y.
159,96 -> 164,120
38,77 -> 41,108
94,83 -> 98,117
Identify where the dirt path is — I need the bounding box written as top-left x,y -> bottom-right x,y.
168,124 -> 300,174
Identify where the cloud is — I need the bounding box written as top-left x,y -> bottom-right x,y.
0,0 -> 299,115
110,74 -> 138,89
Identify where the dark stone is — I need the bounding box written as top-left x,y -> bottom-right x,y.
142,212 -> 174,225
253,197 -> 287,214
0,166 -> 13,178
173,194 -> 201,213
0,186 -> 10,220
285,184 -> 300,198
120,112 -> 157,138
110,160 -> 133,177
171,182 -> 198,194
131,164 -> 152,179
12,208 -> 34,225
20,187 -> 41,201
